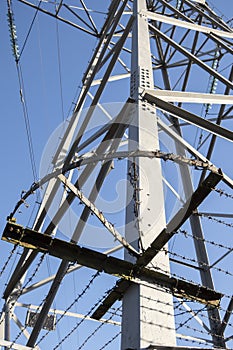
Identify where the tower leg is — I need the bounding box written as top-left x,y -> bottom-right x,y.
121,1 -> 176,348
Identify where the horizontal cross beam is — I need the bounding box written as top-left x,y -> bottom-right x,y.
2,222 -> 222,310
143,10 -> 233,39
145,90 -> 233,105
18,0 -> 98,37
142,91 -> 233,143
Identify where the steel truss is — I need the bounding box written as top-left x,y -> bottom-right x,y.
1,0 -> 233,349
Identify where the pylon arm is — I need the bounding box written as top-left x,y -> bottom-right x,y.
142,92 -> 233,143
143,10 -> 233,39
91,279 -> 132,320
145,90 -> 233,105
2,222 -> 222,307
18,0 -> 98,37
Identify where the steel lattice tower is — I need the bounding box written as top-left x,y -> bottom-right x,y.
1,0 -> 233,349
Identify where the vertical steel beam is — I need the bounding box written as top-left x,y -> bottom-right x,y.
151,29 -> 226,345
155,17 -> 226,346
199,65 -> 233,184
121,1 -> 176,348
4,301 -> 10,350
151,25 -> 226,344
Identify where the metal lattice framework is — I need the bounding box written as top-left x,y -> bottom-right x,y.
1,0 -> 233,349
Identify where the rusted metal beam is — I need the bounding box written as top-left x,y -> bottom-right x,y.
91,279 -> 132,320
2,222 -> 222,309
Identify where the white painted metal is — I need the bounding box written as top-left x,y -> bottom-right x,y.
121,1 -> 176,348
143,10 -> 233,38
15,303 -> 120,326
193,0 -> 205,3
0,339 -> 35,350
144,89 -> 233,104
91,73 -> 131,86
11,313 -> 40,349
176,300 -> 210,332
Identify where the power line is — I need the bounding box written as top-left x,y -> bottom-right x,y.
7,0 -> 38,183
55,16 -> 65,123
19,0 -> 43,59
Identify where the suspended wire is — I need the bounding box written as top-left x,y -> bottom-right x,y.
21,253 -> 46,291
143,295 -> 209,329
176,334 -> 212,348
77,305 -> 121,350
167,245 -> 233,278
179,227 -> 233,251
17,66 -> 38,181
0,244 -> 19,278
197,133 -> 211,151
5,246 -> 23,283
219,62 -> 233,74
7,0 -> 38,183
179,321 -> 224,343
4,234 -> 232,348
98,331 -> 121,350
51,287 -> 112,350
66,4 -> 107,15
213,187 -> 233,200
8,255 -> 65,349
55,15 -> 65,123
176,306 -> 209,331
142,293 -> 233,327
36,270 -> 101,346
150,258 -> 232,301
19,0 -> 43,59
177,302 -> 233,333
72,268 -> 80,347
208,0 -> 233,26
107,307 -> 122,318
137,300 -> 225,345
198,213 -> 233,229
131,293 -> 233,342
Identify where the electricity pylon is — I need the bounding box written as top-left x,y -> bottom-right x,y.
1,0 -> 233,349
